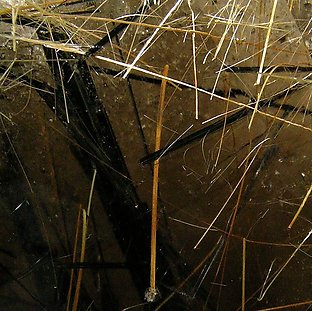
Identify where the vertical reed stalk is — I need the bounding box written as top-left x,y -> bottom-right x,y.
150,64 -> 169,293
242,238 -> 246,311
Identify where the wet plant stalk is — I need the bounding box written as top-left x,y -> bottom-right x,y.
150,64 -> 169,292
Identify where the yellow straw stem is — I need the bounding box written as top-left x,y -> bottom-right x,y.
288,184 -> 312,229
255,0 -> 278,86
150,64 -> 169,292
72,209 -> 87,311
66,207 -> 81,311
242,238 -> 246,311
67,168 -> 97,310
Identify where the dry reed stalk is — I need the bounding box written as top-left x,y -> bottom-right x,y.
194,138 -> 269,249
66,169 -> 96,310
122,0 -> 182,78
66,207 -> 81,311
249,66 -> 279,129
72,209 -> 87,311
212,135 -> 250,307
288,183 -> 312,229
242,238 -> 246,311
287,0 -> 296,11
214,95 -> 230,168
250,0 -> 278,130
187,0 -> 198,119
155,239 -> 220,311
39,11 -> 311,58
257,229 -> 312,301
149,64 -> 169,295
96,56 -> 312,133
87,168 -> 97,217
255,0 -> 278,86
256,299 -> 312,310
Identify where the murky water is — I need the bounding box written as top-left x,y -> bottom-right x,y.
0,1 -> 311,310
